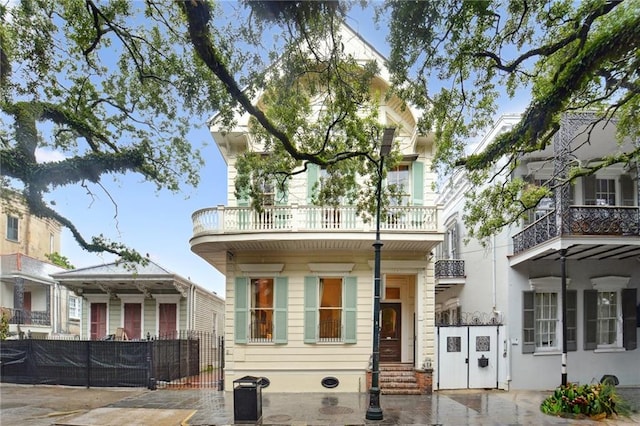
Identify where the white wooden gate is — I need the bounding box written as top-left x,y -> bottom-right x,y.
437,324 -> 504,390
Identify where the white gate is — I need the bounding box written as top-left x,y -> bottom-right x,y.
437,323 -> 504,390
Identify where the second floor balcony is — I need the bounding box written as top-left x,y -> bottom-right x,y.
512,205 -> 640,255
435,259 -> 465,279
192,204 -> 439,235
3,307 -> 51,326
191,204 -> 442,273
434,259 -> 466,292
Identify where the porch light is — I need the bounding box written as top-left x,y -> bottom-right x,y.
366,127 -> 395,421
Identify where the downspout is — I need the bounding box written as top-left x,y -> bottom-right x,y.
52,283 -> 59,334
188,282 -> 196,330
492,234 -> 497,313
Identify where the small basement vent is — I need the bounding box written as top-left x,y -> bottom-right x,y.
321,376 -> 339,389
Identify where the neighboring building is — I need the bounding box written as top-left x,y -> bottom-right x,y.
1,196 -> 78,338
435,113 -> 639,390
1,193 -> 61,261
52,260 -> 224,340
189,25 -> 443,393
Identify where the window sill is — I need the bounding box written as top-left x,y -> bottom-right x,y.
593,347 -> 625,353
533,350 -> 561,356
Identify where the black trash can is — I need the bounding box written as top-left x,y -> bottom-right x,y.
233,375 -> 263,423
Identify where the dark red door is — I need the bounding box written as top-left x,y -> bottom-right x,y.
90,303 -> 107,340
124,303 -> 142,339
158,303 -> 177,338
23,292 -> 32,324
380,303 -> 402,362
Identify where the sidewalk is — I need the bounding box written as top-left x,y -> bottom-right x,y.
1,384 -> 638,425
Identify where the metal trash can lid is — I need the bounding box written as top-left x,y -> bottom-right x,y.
233,375 -> 262,386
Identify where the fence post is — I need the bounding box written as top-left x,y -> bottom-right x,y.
86,340 -> 91,388
219,335 -> 225,391
147,339 -> 156,390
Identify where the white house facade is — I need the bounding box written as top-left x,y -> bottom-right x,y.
190,26 -> 443,393
436,113 -> 639,391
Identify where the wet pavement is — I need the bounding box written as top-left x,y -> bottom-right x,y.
1,384 -> 639,425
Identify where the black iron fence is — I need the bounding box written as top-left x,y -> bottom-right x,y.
0,330 -> 224,390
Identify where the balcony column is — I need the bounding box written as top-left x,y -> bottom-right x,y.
45,283 -> 51,326
13,277 -> 24,324
553,116 -> 573,236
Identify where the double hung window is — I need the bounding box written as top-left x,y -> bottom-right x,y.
250,278 -> 274,342
522,277 -> 577,354
585,277 -> 636,350
68,295 -> 82,319
318,278 -> 342,341
304,275 -> 357,343
387,165 -> 410,206
234,276 -> 288,344
7,215 -> 18,241
534,292 -> 558,349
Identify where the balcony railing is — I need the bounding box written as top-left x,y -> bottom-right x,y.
434,259 -> 465,279
192,204 -> 438,235
5,308 -> 51,326
512,206 -> 640,254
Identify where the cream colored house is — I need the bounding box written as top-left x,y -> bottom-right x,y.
190,25 -> 443,393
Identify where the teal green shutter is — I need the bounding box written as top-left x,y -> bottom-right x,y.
306,164 -> 320,228
235,277 -> 248,344
522,291 -> 535,353
343,276 -> 357,343
412,161 -> 424,206
304,276 -> 318,343
307,164 -> 319,203
273,277 -> 288,344
276,180 -> 288,205
237,184 -> 250,230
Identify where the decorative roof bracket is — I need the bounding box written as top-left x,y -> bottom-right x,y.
135,282 -> 152,298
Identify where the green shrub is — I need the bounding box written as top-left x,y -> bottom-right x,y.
540,382 -> 630,419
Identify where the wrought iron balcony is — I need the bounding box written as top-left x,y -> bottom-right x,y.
434,259 -> 465,279
5,308 -> 51,326
192,204 -> 439,235
512,206 -> 640,254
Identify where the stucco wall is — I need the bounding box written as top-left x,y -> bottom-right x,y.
508,259 -> 640,389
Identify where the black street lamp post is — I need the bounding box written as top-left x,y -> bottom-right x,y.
366,127 -> 395,421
